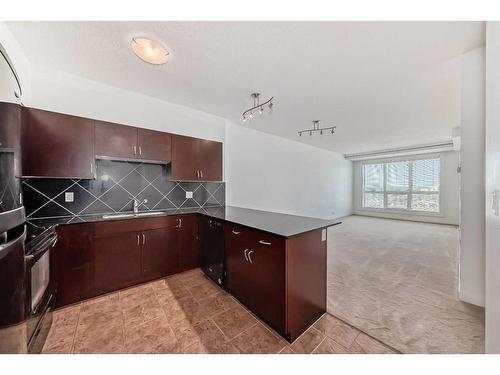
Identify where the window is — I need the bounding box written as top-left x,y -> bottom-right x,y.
362,157 -> 440,213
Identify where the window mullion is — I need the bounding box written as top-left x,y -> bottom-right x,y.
383,163 -> 387,209
408,160 -> 413,210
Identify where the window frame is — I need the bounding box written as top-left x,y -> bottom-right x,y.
361,154 -> 443,216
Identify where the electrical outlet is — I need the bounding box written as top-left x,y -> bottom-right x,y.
65,192 -> 74,202
185,191 -> 193,199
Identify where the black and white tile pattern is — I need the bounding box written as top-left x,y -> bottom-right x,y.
22,159 -> 225,219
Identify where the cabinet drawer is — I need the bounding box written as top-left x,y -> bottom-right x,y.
225,223 -> 251,245
250,231 -> 285,250
93,216 -> 180,238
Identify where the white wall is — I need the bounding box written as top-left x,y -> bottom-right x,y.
26,67 -> 226,143
225,122 -> 353,220
485,21 -> 500,353
352,151 -> 460,225
459,46 -> 486,307
0,22 -> 31,103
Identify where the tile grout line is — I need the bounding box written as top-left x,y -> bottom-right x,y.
70,305 -> 82,354
310,336 -> 328,354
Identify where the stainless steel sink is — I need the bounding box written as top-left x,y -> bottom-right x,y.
135,211 -> 165,217
102,211 -> 165,220
102,213 -> 134,219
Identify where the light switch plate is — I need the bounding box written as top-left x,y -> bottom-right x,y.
65,192 -> 74,202
185,191 -> 193,199
321,229 -> 326,242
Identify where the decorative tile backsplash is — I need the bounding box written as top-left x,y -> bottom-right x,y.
22,159 -> 225,219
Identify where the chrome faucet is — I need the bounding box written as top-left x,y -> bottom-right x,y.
133,198 -> 148,213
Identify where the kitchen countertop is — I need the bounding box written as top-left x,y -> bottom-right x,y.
26,205 -> 341,248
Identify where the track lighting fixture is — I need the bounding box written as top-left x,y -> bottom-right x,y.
298,120 -> 337,137
242,93 -> 274,122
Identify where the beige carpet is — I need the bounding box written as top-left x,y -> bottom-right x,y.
327,215 -> 484,353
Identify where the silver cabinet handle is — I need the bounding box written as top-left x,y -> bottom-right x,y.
200,170 -> 203,179
244,248 -> 250,261
133,145 -> 137,155
247,250 -> 254,264
90,162 -> 93,174
177,218 -> 182,228
139,146 -> 142,156
142,233 -> 146,245
232,230 -> 241,235
259,240 -> 271,246
196,170 -> 199,178
137,234 -> 140,245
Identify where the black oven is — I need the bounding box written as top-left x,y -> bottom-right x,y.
24,227 -> 57,353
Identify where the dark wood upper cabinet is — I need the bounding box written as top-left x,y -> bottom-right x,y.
171,135 -> 199,181
21,107 -> 94,178
95,120 -> 137,160
198,139 -> 223,181
171,135 -> 222,181
95,120 -> 172,163
18,105 -> 220,180
137,128 -> 171,162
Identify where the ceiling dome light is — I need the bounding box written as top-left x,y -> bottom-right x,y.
131,37 -> 169,65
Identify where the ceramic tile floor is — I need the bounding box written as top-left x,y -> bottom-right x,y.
42,268 -> 397,354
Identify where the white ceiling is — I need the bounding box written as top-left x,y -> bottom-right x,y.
6,21 -> 485,154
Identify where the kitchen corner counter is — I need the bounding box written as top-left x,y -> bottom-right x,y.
206,206 -> 341,238
25,205 -> 341,248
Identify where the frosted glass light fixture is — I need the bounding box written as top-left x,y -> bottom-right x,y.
131,37 -> 169,65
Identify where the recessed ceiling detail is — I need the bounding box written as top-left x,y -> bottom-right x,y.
131,37 -> 169,65
242,92 -> 274,123
299,120 -> 336,137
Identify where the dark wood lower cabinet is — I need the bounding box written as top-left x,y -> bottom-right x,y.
54,224 -> 94,307
178,214 -> 199,272
226,226 -> 286,337
226,224 -> 326,342
54,215 -> 195,308
225,224 -> 254,308
93,231 -> 142,294
53,213 -> 326,343
141,227 -> 179,281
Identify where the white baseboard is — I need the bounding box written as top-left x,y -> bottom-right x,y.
459,288 -> 485,307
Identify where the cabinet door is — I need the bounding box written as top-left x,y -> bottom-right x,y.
93,232 -> 141,293
178,215 -> 199,272
95,120 -> 138,160
171,134 -> 200,181
198,139 -> 223,181
55,224 -> 94,307
137,128 -> 172,162
141,226 -> 179,280
21,107 -> 94,178
225,223 -> 253,306
246,231 -> 286,335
